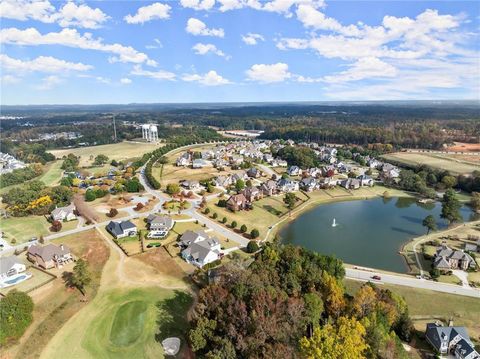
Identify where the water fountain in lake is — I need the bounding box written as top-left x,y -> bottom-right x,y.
332,218 -> 338,227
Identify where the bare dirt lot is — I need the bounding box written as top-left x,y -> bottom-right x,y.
447,142 -> 480,152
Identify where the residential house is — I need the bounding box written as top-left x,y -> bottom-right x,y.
242,187 -> 262,202
381,163 -> 400,180
425,322 -> 479,358
147,214 -> 174,232
357,174 -> 374,187
272,158 -> 288,167
181,237 -> 222,268
247,167 -> 262,178
287,166 -> 301,176
50,203 -> 77,222
180,180 -> 201,191
433,245 -> 476,271
229,155 -> 244,166
260,180 -> 278,196
178,230 -> 209,248
231,171 -> 247,183
263,154 -> 274,164
176,154 -> 190,167
213,175 -> 233,188
106,220 -> 137,239
319,177 -> 338,189
464,243 -> 478,253
192,159 -> 209,169
340,178 -> 361,190
300,177 -> 318,192
27,243 -> 73,269
0,256 -> 26,280
305,167 -> 321,178
226,193 -> 249,211
277,178 -> 299,193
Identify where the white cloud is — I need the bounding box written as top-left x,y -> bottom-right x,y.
130,65 -> 176,81
182,70 -> 231,86
0,0 -> 109,29
146,38 -> 163,49
217,0 -> 325,16
1,74 -> 21,85
0,54 -> 93,74
323,57 -> 397,83
120,78 -> 132,84
124,2 -> 171,24
36,75 -> 62,90
186,18 -> 224,37
1,27 -> 157,66
180,0 -> 215,11
296,4 -> 360,36
241,33 -> 265,45
245,63 -> 292,83
192,43 -> 228,58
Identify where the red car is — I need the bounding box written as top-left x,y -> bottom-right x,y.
371,275 -> 381,280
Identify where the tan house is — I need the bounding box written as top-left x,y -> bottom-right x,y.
242,187 -> 262,202
27,244 -> 73,269
226,193 -> 248,212
433,245 -> 476,271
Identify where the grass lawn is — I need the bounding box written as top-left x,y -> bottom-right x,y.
6,229 -> 110,359
0,216 -> 78,245
49,142 -> 164,167
40,287 -> 193,359
115,236 -> 141,256
344,279 -> 480,345
382,152 -> 480,175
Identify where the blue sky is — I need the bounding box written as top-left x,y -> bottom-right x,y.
1,0 -> 479,104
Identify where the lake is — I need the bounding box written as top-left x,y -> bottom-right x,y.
280,197 -> 476,273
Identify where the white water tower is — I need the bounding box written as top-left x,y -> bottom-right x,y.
141,124 -> 158,142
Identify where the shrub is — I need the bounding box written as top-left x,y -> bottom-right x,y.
231,221 -> 237,229
250,228 -> 260,239
203,259 -> 222,270
50,220 -> 62,232
246,240 -> 260,253
85,189 -> 96,202
134,203 -> 144,211
217,199 -> 227,207
204,208 -> 210,215
107,208 -> 118,218
240,224 -> 247,233
212,213 -> 218,219
222,217 -> 227,224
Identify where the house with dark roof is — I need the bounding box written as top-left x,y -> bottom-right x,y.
357,174 -> 374,187
433,245 -> 476,271
300,177 -> 318,192
27,244 -> 72,269
106,220 -> 137,239
260,180 -> 278,196
425,322 -> 479,358
178,230 -> 209,248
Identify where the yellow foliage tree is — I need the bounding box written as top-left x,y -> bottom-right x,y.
321,272 -> 346,318
299,316 -> 368,359
352,284 -> 377,318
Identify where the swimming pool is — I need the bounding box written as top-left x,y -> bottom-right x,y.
0,273 -> 32,288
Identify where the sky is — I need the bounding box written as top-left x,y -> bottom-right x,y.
0,0 -> 479,105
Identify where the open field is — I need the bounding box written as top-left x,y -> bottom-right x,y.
0,160 -> 63,196
5,229 -> 110,359
447,142 -> 480,152
382,152 -> 480,175
0,216 -> 78,245
344,279 -> 480,345
41,287 -> 192,359
49,141 -> 164,167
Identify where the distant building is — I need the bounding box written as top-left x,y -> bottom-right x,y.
141,124 -> 159,142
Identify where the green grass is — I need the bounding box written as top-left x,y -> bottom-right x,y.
42,287 -> 193,359
37,161 -> 64,186
0,216 -> 78,244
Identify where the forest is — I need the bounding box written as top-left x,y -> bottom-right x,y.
189,243 -> 412,358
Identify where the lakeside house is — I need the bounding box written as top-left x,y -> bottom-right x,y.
27,244 -> 73,269
277,178 -> 299,193
242,187 -> 262,202
260,180 -> 278,196
50,203 -> 77,222
300,177 -> 318,192
0,256 -> 26,280
425,322 -> 479,358
106,220 -> 137,239
181,237 -> 222,268
340,178 -> 361,190
433,245 -> 476,271
357,174 -> 374,187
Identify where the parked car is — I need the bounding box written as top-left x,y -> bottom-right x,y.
371,275 -> 381,280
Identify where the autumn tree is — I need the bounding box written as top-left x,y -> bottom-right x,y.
50,220 -> 62,232
0,290 -> 34,346
471,192 -> 480,212
352,284 -> 377,318
321,272 -> 346,318
299,316 -> 368,359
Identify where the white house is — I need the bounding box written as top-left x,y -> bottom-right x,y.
287,166 -> 301,176
50,204 -> 76,222
0,256 -> 26,280
277,178 -> 299,193
181,235 -> 222,268
106,220 -> 137,239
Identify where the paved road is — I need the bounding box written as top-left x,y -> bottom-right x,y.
346,268 -> 480,298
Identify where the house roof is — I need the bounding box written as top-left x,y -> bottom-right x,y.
0,255 -> 23,274
227,193 -> 247,205
426,323 -> 472,351
147,215 -> 173,228
27,244 -> 70,261
51,203 -> 75,217
182,238 -> 220,262
179,230 -> 208,246
106,220 -> 136,236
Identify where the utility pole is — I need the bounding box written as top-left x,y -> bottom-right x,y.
112,114 -> 117,142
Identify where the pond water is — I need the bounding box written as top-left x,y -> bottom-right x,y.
280,197 -> 477,273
